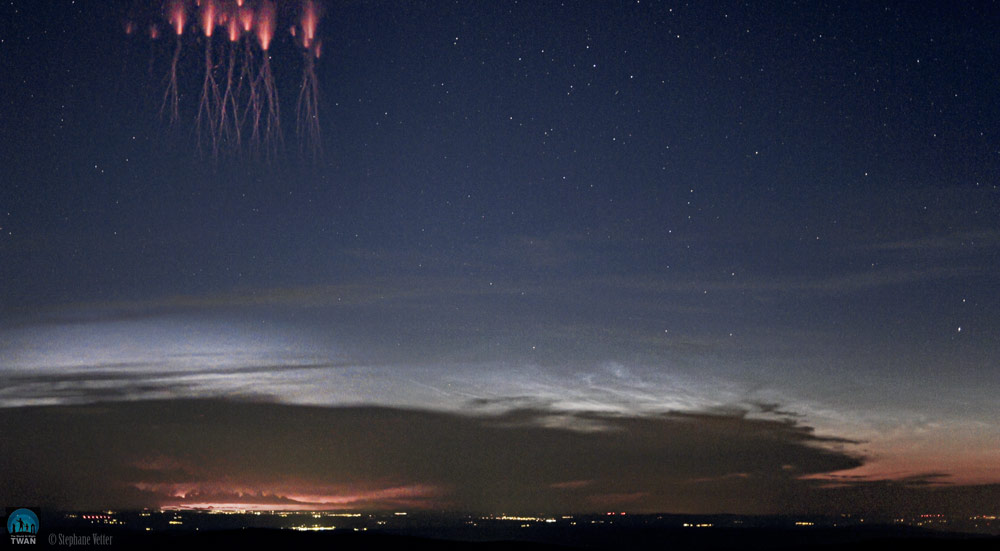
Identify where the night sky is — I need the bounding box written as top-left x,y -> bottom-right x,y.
1,1 -> 999,515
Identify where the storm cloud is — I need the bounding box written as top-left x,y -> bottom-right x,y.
3,398 -> 867,513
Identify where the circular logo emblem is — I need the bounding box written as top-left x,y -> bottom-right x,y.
7,509 -> 39,535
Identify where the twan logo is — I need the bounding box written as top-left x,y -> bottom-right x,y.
7,508 -> 39,545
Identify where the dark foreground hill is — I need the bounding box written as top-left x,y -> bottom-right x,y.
102,526 -> 999,551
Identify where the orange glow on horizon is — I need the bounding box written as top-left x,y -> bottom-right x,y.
141,482 -> 441,512
163,502 -> 326,512
802,435 -> 1000,487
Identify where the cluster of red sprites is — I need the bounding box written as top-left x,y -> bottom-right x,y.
126,0 -> 323,159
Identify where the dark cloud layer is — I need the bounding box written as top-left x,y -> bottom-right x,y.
0,361 -> 349,405
4,398 -> 989,515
